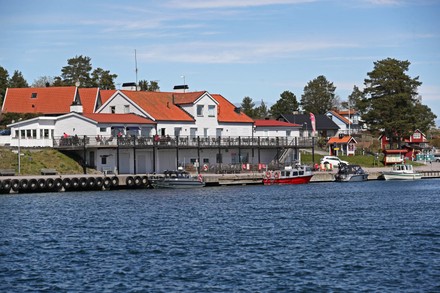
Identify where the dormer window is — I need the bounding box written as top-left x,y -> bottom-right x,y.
124,105 -> 130,113
110,106 -> 116,114
31,93 -> 37,99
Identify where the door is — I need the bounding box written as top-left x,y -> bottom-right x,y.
119,153 -> 130,174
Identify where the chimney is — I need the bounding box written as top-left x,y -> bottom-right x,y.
173,85 -> 189,93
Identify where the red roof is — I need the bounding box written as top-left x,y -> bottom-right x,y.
328,110 -> 351,125
78,88 -> 99,113
327,135 -> 357,144
120,91 -> 195,122
100,89 -> 117,105
2,86 -> 77,114
211,94 -> 254,123
172,91 -> 206,104
254,119 -> 300,127
82,113 -> 156,124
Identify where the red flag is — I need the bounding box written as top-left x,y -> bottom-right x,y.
309,112 -> 316,136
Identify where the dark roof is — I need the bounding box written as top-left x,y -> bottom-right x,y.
279,114 -> 339,130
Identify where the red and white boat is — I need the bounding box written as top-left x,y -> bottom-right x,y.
263,165 -> 313,185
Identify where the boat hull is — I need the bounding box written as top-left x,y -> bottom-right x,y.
263,175 -> 313,185
153,179 -> 205,188
335,173 -> 369,182
382,173 -> 422,180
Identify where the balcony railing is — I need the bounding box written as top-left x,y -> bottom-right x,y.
53,135 -> 315,149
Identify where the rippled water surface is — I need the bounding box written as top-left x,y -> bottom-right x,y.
1,180 -> 440,292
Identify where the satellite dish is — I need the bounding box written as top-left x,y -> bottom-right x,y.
75,81 -> 80,87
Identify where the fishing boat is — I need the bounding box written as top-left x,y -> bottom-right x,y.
263,165 -> 313,185
151,169 -> 205,188
335,164 -> 369,182
380,164 -> 422,180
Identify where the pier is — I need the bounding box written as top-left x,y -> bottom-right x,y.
2,167 -> 440,194
0,174 -> 151,194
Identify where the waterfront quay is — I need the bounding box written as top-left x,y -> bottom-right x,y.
2,163 -> 440,194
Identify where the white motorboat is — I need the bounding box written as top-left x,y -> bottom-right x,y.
335,164 -> 369,182
151,169 -> 205,188
381,164 -> 422,180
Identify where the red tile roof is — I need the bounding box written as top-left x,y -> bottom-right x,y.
82,113 -> 156,124
327,135 -> 357,144
254,119 -> 300,127
172,91 -> 206,104
78,88 -> 99,113
2,86 -> 77,114
211,94 -> 254,123
120,91 -> 195,122
100,89 -> 117,105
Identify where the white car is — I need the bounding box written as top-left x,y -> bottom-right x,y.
320,156 -> 349,168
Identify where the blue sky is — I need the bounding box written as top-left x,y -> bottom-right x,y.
1,0 -> 439,123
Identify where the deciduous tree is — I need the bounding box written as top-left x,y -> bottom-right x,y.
32,76 -> 54,88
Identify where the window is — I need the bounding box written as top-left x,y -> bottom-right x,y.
31,93 -> 37,99
110,106 -> 116,114
413,132 -> 421,139
197,105 -> 204,116
101,156 -> 107,164
100,127 -> 106,132
124,105 -> 130,113
208,105 -> 215,117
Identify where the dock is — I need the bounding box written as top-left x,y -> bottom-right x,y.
2,168 -> 440,194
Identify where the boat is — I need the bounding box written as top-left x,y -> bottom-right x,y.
380,164 -> 422,180
151,169 -> 205,188
263,165 -> 313,185
334,164 -> 369,182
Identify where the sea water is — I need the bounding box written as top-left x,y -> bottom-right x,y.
1,180 -> 440,292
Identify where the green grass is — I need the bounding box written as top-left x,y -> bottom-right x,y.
0,148 -> 86,175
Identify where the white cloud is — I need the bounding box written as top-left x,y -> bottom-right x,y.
134,40 -> 358,64
166,0 -> 315,9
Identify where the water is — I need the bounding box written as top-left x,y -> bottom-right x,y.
1,180 -> 440,292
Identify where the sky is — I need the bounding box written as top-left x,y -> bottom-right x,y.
1,0 -> 439,124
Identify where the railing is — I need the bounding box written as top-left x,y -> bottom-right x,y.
53,135 -> 315,149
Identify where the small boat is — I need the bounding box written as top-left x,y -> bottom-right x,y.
380,164 -> 422,180
263,165 -> 313,185
335,164 -> 369,182
151,169 -> 205,188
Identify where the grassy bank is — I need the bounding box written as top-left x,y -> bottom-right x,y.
0,148 -> 85,175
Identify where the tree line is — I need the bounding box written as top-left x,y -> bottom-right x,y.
0,55 -> 159,106
241,58 -> 436,148
0,56 -> 437,148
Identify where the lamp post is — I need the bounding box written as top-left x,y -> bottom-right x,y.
16,118 -> 22,175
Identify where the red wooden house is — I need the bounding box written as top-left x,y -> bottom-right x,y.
379,129 -> 430,164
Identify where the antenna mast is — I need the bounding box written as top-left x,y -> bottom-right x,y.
135,49 -> 138,91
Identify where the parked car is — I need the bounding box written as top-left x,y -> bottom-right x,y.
434,154 -> 440,162
0,129 -> 11,135
320,156 -> 349,168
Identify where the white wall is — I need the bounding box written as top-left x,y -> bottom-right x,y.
55,115 -> 97,138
